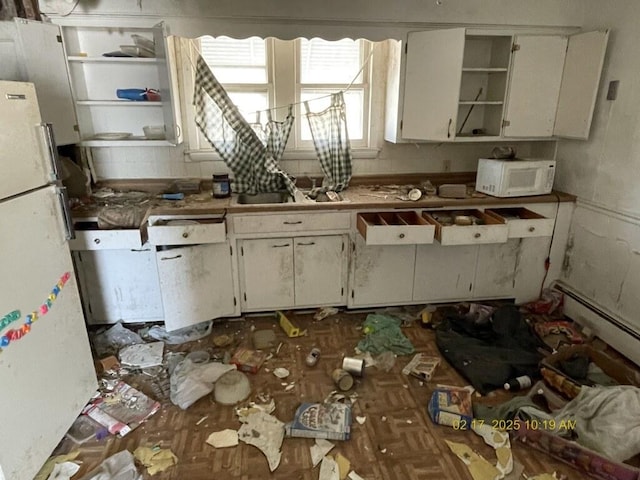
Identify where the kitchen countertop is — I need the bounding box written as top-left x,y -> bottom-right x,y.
71,173 -> 576,225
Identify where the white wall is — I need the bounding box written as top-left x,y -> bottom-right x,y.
0,21 -> 25,81
555,1 -> 640,338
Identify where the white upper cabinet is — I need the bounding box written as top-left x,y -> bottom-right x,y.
14,19 -> 79,146
502,35 -> 568,138
385,28 -> 609,142
60,22 -> 183,146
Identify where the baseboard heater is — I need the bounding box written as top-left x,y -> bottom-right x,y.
554,281 -> 640,367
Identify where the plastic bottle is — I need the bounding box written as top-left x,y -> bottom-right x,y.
504,375 -> 532,391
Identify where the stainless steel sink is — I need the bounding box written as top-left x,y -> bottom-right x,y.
235,192 -> 292,204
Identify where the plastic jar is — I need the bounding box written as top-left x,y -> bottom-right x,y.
212,174 -> 231,198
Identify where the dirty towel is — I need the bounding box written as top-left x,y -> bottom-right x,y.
118,341 -> 164,368
134,447 -> 178,476
193,55 -> 295,195
356,314 -> 415,356
238,411 -> 285,472
551,385 -> 640,462
304,92 -> 352,193
436,305 -> 543,394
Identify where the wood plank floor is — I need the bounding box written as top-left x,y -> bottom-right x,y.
56,310 -> 582,479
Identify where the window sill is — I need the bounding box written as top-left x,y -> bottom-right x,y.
185,148 -> 380,162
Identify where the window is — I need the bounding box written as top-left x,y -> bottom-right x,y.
184,36 -> 373,154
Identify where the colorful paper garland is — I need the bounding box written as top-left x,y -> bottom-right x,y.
0,272 -> 71,354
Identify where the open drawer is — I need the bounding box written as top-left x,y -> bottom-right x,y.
423,209 -> 508,245
357,211 -> 435,245
485,208 -> 555,238
147,217 -> 226,245
69,221 -> 143,250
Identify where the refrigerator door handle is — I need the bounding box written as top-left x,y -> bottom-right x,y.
56,186 -> 75,240
41,122 -> 61,181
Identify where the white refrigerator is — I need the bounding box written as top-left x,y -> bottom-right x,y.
0,81 -> 96,480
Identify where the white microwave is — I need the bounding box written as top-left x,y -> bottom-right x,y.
475,158 -> 556,198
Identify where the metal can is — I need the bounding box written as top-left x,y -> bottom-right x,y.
305,347 -> 320,367
342,357 -> 365,377
331,368 -> 354,391
212,174 -> 231,198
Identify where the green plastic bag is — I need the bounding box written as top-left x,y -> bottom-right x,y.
356,314 -> 415,356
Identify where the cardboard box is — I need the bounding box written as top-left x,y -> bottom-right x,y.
541,345 -> 640,398
402,353 -> 440,382
427,385 -> 473,428
230,347 -> 267,374
514,419 -> 640,480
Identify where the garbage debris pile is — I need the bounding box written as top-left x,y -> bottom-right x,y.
37,294 -> 640,480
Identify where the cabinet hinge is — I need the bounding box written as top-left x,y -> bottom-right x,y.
243,292 -> 247,301
502,119 -> 511,128
240,246 -> 244,256
469,283 -> 473,291
341,287 -> 344,296
233,296 -> 237,306
405,42 -> 408,55
229,245 -> 233,256
511,43 -> 520,52
400,120 -> 403,131
351,290 -> 354,299
56,34 -> 62,43
341,241 -> 345,252
73,124 -> 79,132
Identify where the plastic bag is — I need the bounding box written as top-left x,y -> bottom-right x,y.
92,323 -> 143,358
169,359 -> 236,410
374,351 -> 396,372
76,450 -> 142,480
147,320 -> 212,345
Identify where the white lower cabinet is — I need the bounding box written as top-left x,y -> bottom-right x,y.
156,242 -> 237,331
239,235 -> 347,311
73,247 -> 164,325
414,244 -> 478,301
350,235 -> 416,307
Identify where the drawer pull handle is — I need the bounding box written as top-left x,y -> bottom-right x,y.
94,238 -> 101,244
399,233 -> 405,239
474,233 -> 481,238
161,254 -> 182,261
182,232 -> 189,238
528,226 -> 536,232
272,243 -> 290,248
283,221 -> 303,225
297,242 -> 315,246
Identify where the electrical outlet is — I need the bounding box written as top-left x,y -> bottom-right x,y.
443,159 -> 451,172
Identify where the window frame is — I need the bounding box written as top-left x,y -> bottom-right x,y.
180,36 -> 377,158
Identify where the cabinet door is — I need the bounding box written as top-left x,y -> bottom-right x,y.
294,235 -> 346,307
402,28 -> 465,141
74,248 -> 163,324
472,240 -> 520,299
14,19 -> 79,145
154,22 -> 183,145
414,244 -> 477,301
351,235 -> 415,306
503,35 -> 568,138
554,30 -> 609,139
157,242 -> 236,331
239,238 -> 294,311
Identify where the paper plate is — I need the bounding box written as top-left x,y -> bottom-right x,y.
93,132 -> 132,140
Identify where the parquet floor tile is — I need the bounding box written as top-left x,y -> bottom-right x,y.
55,311 -> 585,479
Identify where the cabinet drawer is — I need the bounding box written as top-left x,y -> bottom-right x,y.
233,212 -> 350,234
423,209 -> 508,245
69,229 -> 143,250
357,211 -> 435,245
485,208 -> 554,238
147,219 -> 226,245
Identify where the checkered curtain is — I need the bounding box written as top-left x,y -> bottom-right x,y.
193,56 -> 295,195
304,92 -> 353,192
